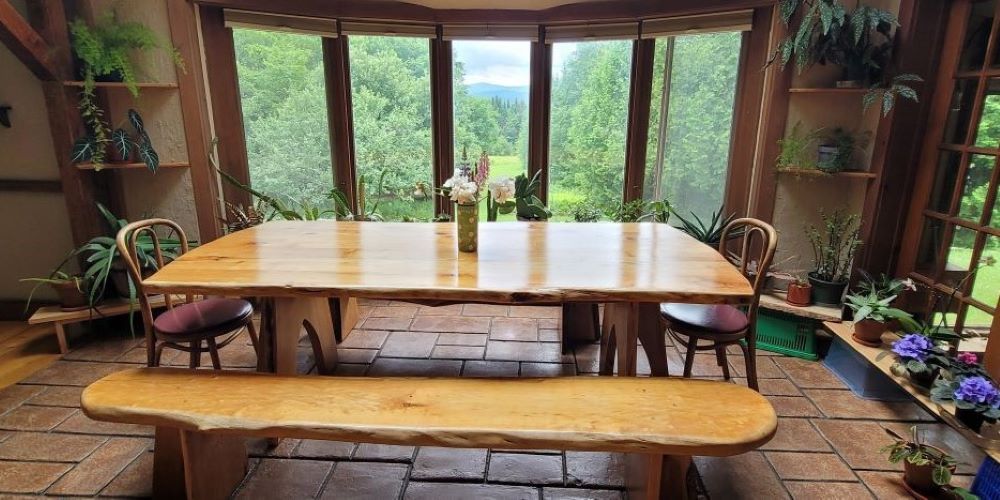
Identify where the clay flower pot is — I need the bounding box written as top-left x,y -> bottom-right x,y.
853,319 -> 887,347
902,448 -> 954,497
785,283 -> 812,307
52,280 -> 89,311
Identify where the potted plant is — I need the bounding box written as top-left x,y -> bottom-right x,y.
645,199 -> 672,223
73,109 -> 161,173
571,202 -> 602,222
816,128 -> 869,173
784,275 -> 813,307
672,207 -> 740,247
881,426 -> 963,498
932,376 -> 1000,433
514,171 -> 551,221
806,210 -> 861,305
22,257 -> 93,312
604,199 -> 647,223
767,0 -> 922,117
69,11 -> 183,167
845,291 -> 920,347
880,334 -> 949,389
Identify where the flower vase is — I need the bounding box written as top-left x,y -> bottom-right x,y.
456,203 -> 478,253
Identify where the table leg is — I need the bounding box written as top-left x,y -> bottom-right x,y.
330,296 -> 360,343
599,302 -> 668,377
271,297 -> 339,376
561,303 -> 600,353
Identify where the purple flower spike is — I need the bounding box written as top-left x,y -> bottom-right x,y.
891,334 -> 933,362
955,376 -> 1000,407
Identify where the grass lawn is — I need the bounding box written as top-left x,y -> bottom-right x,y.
945,246 -> 999,327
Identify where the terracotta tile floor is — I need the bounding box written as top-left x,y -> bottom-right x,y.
0,299 -> 987,498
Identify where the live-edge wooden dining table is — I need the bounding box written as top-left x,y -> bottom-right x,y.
142,221 -> 753,377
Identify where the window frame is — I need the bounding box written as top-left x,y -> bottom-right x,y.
199,5 -> 767,223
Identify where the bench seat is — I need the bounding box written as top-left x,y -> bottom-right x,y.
82,368 -> 777,499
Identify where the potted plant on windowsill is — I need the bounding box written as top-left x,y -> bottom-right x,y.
672,206 -> 741,247
806,210 -> 861,305
845,291 -> 919,347
513,171 -> 551,221
881,426 -> 974,499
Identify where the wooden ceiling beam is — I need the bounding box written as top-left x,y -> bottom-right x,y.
0,0 -> 59,80
191,0 -> 772,24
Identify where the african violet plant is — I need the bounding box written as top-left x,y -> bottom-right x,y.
881,334 -> 949,388
70,11 -> 182,167
933,376 -> 1000,433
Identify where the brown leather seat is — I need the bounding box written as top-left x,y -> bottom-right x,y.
154,298 -> 254,338
660,303 -> 748,334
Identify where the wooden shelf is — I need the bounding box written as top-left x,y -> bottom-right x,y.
760,292 -> 842,322
75,162 -> 189,171
62,81 -> 179,89
778,167 -> 878,179
823,321 -> 1000,461
789,87 -> 868,94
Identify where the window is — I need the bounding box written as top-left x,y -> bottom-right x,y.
548,40 -> 632,220
233,29 -> 334,211
348,35 -> 434,221
903,0 -> 1000,332
453,40 -> 531,220
643,32 -> 742,221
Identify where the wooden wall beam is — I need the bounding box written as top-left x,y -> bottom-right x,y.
324,36 -> 358,214
725,7 -> 771,218
527,31 -> 552,203
429,34 -> 454,218
0,179 -> 62,192
167,0 -> 222,243
191,0 -> 772,24
199,6 -> 252,210
623,38 -> 655,203
0,0 -> 60,80
860,0 -> 950,276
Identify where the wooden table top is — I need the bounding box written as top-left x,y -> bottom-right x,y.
143,221 -> 753,304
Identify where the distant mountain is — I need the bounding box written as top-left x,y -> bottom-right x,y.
466,83 -> 529,102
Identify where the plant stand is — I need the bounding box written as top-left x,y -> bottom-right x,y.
27,295 -> 174,354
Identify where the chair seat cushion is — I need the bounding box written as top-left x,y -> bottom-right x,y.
660,303 -> 748,334
154,298 -> 253,338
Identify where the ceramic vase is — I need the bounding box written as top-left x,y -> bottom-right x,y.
456,203 -> 478,253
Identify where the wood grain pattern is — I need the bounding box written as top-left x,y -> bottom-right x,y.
83,368 -> 777,456
143,221 -> 753,305
0,0 -> 59,79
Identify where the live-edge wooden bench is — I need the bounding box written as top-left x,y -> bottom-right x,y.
82,368 -> 777,500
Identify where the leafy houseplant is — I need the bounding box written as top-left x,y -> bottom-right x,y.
571,202 -> 602,223
514,171 -> 552,221
21,259 -> 92,312
881,427 -> 968,498
770,272 -> 813,307
806,210 -> 861,305
70,12 -> 183,167
72,109 -> 161,173
672,208 -> 739,247
770,0 -> 922,117
604,199 -> 647,223
816,127 -> 869,172
777,123 -> 819,170
845,292 -> 920,347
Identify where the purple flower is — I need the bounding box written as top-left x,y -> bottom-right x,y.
958,352 -> 979,365
954,376 -> 1000,407
892,334 -> 933,362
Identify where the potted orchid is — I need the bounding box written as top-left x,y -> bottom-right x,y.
933,376 -> 1000,433
882,334 -> 949,390
440,150 -> 514,252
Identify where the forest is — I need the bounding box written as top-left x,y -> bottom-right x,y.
232,30 -> 740,222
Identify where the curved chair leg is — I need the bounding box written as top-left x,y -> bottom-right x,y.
739,341 -> 759,391
190,341 -> 202,369
153,342 -> 165,367
207,338 -> 222,370
716,346 -> 731,380
682,336 -> 697,378
245,319 -> 260,355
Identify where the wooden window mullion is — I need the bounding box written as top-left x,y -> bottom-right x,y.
323,36 -> 358,214
528,27 -> 551,204
429,33 -> 454,218
623,38 -> 655,203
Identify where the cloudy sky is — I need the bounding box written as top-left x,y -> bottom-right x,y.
452,40 -> 576,87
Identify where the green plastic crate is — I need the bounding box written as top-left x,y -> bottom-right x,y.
754,310 -> 819,360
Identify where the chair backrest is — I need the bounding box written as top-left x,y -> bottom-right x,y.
717,218 -> 777,323
115,219 -> 191,352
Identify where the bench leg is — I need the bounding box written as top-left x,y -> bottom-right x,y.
153,427 -> 248,500
625,453 -> 692,500
54,323 -> 68,355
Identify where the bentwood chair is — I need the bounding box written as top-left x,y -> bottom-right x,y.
661,218 -> 776,391
116,219 -> 259,369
